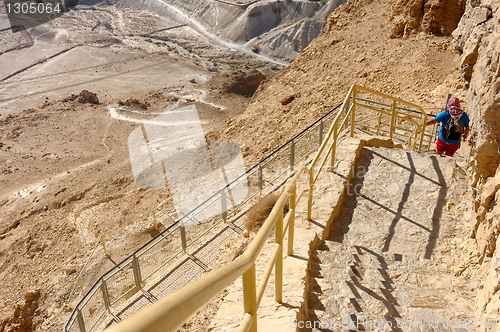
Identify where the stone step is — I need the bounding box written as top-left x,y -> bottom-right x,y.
304,145 -> 476,330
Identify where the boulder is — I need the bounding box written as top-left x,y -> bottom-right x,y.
221,70 -> 266,97
0,290 -> 41,332
77,90 -> 99,105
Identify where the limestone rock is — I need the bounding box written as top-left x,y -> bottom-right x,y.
118,98 -> 149,110
452,3 -> 492,51
386,0 -> 466,38
1,290 -> 41,332
454,0 -> 500,180
62,90 -> 100,105
475,235 -> 500,323
480,172 -> 500,208
458,29 -> 481,83
77,90 -> 99,105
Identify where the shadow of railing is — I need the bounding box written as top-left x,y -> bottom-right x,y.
425,156 -> 447,259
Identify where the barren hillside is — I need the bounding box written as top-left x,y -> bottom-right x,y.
117,0 -> 348,62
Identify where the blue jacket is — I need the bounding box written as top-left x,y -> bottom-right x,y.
435,111 -> 470,144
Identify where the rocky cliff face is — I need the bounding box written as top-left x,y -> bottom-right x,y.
387,0 -> 466,37
453,0 -> 500,325
221,0 -> 463,162
453,0 -> 499,182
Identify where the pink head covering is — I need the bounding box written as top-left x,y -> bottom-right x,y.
447,97 -> 463,120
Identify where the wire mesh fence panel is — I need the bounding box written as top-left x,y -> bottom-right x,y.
260,163 -> 287,189
104,260 -> 136,309
79,285 -> 107,332
136,227 -> 183,282
66,316 -> 80,332
154,205 -> 177,230
65,105 -> 343,331
187,210 -> 244,266
77,246 -> 114,299
294,125 -> 321,163
103,214 -> 157,264
147,254 -> 205,300
245,167 -> 262,195
183,196 -> 230,246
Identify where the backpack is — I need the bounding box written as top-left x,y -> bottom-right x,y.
442,112 -> 464,141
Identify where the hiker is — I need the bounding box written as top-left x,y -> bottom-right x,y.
425,97 -> 470,157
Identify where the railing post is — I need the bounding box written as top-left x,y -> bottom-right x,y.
330,120 -> 338,172
101,235 -> 108,256
180,225 -> 187,253
76,308 -> 86,332
428,122 -> 437,152
290,140 -> 295,171
376,112 -> 382,135
319,120 -> 324,145
258,164 -> 263,193
242,264 -> 257,332
390,100 -> 396,139
78,277 -> 84,295
288,185 -> 296,256
132,254 -> 142,290
153,211 -> 157,231
307,167 -> 314,220
221,188 -> 227,222
101,278 -> 111,313
350,90 -> 356,137
275,208 -> 283,303
412,125 -> 418,151
418,114 -> 428,152
344,98 -> 351,131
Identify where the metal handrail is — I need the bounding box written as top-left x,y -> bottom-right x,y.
306,84 -> 429,219
104,165 -> 307,332
96,85 -> 430,332
64,103 -> 342,332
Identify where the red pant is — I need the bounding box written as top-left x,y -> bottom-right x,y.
436,137 -> 460,156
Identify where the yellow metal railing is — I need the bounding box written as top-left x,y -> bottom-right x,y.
103,84 -> 431,332
105,164 -> 307,332
306,84 -> 429,219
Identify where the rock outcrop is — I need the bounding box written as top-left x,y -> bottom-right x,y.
387,0 -> 466,38
0,290 -> 41,332
453,0 -> 499,181
453,0 -> 500,326
220,70 -> 266,97
62,90 -> 100,105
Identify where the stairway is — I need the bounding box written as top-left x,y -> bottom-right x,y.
307,146 -> 478,331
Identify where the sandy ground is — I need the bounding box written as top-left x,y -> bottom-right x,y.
0,0 -> 471,331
